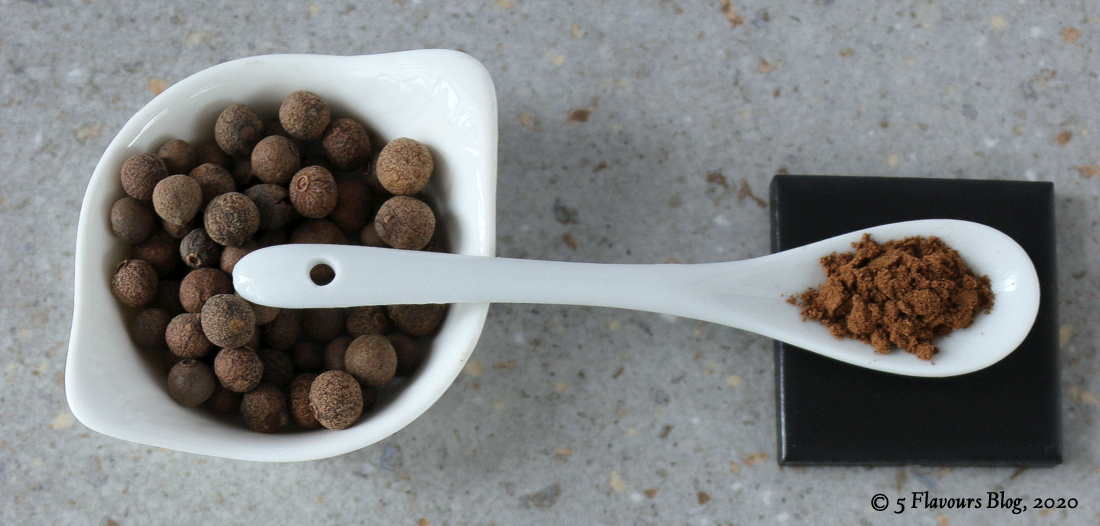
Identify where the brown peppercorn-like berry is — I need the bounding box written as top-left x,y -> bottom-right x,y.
189,163 -> 236,208
240,383 -> 289,433
167,359 -> 216,407
279,91 -> 330,141
219,240 -> 258,275
321,118 -> 371,171
288,373 -> 321,429
131,308 -> 172,351
204,192 -> 260,246
165,313 -> 213,359
251,135 -> 301,185
374,196 -> 435,250
238,293 -> 280,325
257,348 -> 294,388
195,143 -> 232,170
152,174 -> 202,226
180,228 -> 222,269
324,336 -> 353,372
329,181 -> 372,232
151,280 -> 184,316
359,221 -> 388,247
301,308 -> 345,342
344,334 -> 397,388
291,340 -> 325,371
204,383 -> 242,414
201,294 -> 255,349
215,104 -> 264,157
257,228 -> 288,247
388,333 -> 424,377
120,152 -> 169,201
263,309 -> 301,351
265,118 -> 307,152
158,139 -> 199,175
375,138 -> 433,195
161,218 -> 193,239
231,157 -> 252,187
346,306 -> 390,337
112,259 -> 158,307
214,347 -> 264,393
387,304 -> 447,337
244,184 -> 294,231
245,323 -> 263,351
309,370 -> 363,430
131,232 -> 178,277
289,166 -> 338,219
110,197 -> 155,244
179,268 -> 233,313
291,220 -> 346,245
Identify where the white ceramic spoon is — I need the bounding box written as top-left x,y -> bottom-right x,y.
234,219 -> 1040,377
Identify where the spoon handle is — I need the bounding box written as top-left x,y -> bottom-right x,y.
234,244 -> 706,313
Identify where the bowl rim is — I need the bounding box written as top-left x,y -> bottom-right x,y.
65,50 -> 498,461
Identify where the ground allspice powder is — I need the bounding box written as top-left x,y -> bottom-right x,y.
792,234 -> 994,360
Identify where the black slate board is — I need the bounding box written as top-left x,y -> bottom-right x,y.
770,175 -> 1060,465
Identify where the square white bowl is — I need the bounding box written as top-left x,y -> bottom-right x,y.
65,51 -> 497,462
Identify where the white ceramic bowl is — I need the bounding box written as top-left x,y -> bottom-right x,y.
65,51 -> 498,462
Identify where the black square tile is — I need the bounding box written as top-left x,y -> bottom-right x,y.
770,175 -> 1060,466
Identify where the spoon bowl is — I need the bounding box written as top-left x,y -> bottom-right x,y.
236,219 -> 1040,378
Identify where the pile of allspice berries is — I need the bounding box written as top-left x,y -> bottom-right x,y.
108,91 -> 445,432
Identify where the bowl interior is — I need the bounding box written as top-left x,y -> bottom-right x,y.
65,51 -> 497,461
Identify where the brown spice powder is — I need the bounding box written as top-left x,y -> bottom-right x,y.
791,234 -> 994,360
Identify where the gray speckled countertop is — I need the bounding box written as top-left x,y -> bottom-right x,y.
2,1 -> 1099,524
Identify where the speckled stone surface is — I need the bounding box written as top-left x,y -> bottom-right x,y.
2,1 -> 1099,524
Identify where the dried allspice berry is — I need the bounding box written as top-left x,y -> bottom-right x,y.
374,196 -> 435,250
309,370 -> 363,430
220,240 -> 258,274
157,139 -> 199,175
257,348 -> 294,388
120,152 -> 169,201
110,197 -> 155,244
152,174 -> 202,226
167,359 -> 216,407
204,383 -> 242,414
288,373 -> 321,429
359,221 -> 388,247
165,313 -> 213,359
213,347 -> 264,393
388,333 -> 424,377
215,104 -> 264,157
291,220 -> 346,245
180,228 -> 222,269
289,166 -> 338,219
131,308 -> 172,351
251,135 -> 301,185
112,259 -> 158,307
324,336 -> 353,372
195,143 -> 232,170
161,218 -> 193,239
189,163 -> 236,208
239,293 -> 280,325
301,308 -> 345,342
344,334 -> 397,388
263,309 -> 301,351
240,383 -> 289,433
321,118 -> 371,171
375,138 -> 433,195
131,232 -> 179,277
387,304 -> 447,337
179,268 -> 233,313
244,184 -> 294,231
231,157 -> 253,187
346,306 -> 390,337
279,91 -> 330,141
329,181 -> 372,232
200,294 -> 255,349
204,192 -> 260,246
